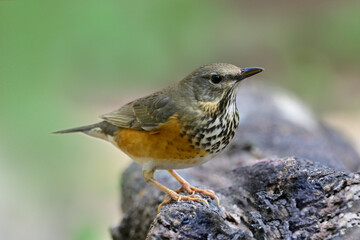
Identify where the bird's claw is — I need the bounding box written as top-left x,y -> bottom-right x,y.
158,191 -> 210,212
157,184 -> 220,211
180,184 -> 220,206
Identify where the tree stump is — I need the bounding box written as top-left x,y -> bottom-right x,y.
111,84 -> 360,240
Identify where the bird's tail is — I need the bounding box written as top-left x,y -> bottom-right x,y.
53,123 -> 100,134
53,121 -> 119,143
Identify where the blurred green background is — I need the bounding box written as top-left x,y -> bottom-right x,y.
1,0 -> 359,239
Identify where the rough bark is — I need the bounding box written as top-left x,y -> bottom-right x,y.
111,84 -> 360,240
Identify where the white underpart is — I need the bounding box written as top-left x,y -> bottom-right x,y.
85,127 -> 118,146
140,154 -> 215,172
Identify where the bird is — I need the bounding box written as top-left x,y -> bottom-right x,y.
54,63 -> 263,211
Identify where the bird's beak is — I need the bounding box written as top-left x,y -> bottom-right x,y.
236,67 -> 264,81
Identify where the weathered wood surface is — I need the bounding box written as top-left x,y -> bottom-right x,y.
111,84 -> 360,240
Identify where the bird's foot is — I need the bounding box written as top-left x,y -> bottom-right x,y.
158,189 -> 209,212
180,183 -> 220,205
158,184 -> 220,211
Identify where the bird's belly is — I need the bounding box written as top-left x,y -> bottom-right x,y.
132,154 -> 215,171
115,115 -> 209,170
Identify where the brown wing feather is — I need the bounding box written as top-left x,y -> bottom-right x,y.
100,90 -> 177,131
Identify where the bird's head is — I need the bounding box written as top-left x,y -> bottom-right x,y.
179,63 -> 264,105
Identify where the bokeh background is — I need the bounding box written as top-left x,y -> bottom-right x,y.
1,0 -> 359,239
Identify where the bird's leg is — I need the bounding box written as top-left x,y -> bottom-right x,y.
167,169 -> 220,205
142,169 -> 208,212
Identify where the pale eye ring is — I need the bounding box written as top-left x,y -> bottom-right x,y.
210,74 -> 222,84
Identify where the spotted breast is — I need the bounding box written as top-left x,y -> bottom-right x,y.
179,87 -> 240,157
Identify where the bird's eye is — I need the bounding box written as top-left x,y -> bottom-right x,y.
210,74 -> 222,84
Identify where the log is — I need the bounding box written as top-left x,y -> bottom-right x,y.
111,84 -> 360,240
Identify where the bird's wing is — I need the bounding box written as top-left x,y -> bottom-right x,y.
100,91 -> 177,131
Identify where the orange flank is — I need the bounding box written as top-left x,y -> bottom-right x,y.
116,114 -> 208,164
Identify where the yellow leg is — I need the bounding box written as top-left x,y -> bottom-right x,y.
168,169 -> 220,205
142,169 -> 208,212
